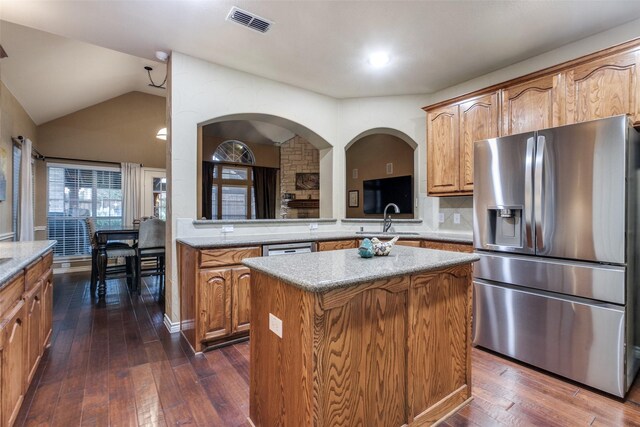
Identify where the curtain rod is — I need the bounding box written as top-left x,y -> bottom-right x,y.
12,135 -> 45,160
43,156 -> 143,167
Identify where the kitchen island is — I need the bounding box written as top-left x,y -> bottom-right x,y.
243,245 -> 479,427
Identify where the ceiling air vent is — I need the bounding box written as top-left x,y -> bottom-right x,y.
226,6 -> 273,33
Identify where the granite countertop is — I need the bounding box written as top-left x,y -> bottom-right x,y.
0,240 -> 57,288
177,230 -> 472,248
243,245 -> 479,292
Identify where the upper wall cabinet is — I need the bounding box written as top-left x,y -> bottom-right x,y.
427,105 -> 459,195
459,93 -> 500,192
501,73 -> 563,136
426,93 -> 499,196
565,51 -> 640,124
424,38 -> 640,196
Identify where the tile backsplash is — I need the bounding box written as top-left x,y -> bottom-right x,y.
435,196 -> 473,232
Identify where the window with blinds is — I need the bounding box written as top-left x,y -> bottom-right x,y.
47,164 -> 123,257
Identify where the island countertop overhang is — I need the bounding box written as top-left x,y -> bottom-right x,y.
242,245 -> 479,292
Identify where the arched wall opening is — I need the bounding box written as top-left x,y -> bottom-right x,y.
197,113 -> 334,219
345,128 -> 418,218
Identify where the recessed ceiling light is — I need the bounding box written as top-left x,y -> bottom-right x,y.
368,52 -> 390,67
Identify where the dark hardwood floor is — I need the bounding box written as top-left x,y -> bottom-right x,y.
14,272 -> 640,426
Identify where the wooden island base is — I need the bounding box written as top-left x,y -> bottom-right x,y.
248,264 -> 473,427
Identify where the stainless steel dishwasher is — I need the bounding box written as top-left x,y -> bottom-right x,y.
262,241 -> 316,256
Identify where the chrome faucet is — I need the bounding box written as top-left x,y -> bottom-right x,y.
383,203 -> 400,233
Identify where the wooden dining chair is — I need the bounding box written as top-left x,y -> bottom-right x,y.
84,217 -> 137,296
135,218 -> 166,298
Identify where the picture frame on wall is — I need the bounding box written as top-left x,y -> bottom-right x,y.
295,173 -> 320,190
348,190 -> 359,208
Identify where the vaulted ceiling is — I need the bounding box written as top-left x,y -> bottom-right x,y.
3,1 -> 640,124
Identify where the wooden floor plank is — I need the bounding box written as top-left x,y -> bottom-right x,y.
14,272 -> 640,427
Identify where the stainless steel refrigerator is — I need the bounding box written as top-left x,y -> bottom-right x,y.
472,115 -> 640,397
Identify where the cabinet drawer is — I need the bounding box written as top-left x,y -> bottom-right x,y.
200,247 -> 261,268
422,241 -> 473,253
0,275 -> 25,317
25,258 -> 43,290
42,251 -> 53,269
317,240 -> 358,251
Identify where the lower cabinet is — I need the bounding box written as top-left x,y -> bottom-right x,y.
198,265 -> 253,344
422,240 -> 473,253
317,240 -> 358,251
41,269 -> 53,348
25,281 -> 43,385
0,251 -> 53,427
231,267 -> 251,334
1,301 -> 26,427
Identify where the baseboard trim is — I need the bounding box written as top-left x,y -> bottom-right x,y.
53,265 -> 91,275
164,314 -> 180,334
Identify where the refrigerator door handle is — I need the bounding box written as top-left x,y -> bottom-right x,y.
535,135 -> 546,251
524,137 -> 535,249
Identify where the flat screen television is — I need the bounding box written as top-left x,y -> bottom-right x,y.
363,175 -> 413,214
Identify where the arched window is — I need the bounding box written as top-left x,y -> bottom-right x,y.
213,140 -> 255,164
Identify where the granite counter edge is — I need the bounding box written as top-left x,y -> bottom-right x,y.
242,253 -> 480,293
0,241 -> 57,289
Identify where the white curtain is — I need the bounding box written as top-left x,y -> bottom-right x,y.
121,162 -> 142,227
19,138 -> 34,241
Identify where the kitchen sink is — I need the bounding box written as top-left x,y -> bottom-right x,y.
356,231 -> 420,236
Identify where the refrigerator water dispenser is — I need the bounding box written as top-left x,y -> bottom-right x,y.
487,206 -> 522,247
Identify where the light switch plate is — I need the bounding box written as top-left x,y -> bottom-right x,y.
221,225 -> 234,233
309,223 -> 318,230
438,213 -> 445,223
386,163 -> 393,175
269,313 -> 283,338
352,168 -> 358,179
453,213 -> 461,224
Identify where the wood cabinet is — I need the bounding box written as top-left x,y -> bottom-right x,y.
231,267 -> 251,334
459,92 -> 500,191
24,281 -> 42,385
424,39 -> 640,196
179,244 -> 261,352
41,269 -> 53,348
1,300 -> 26,427
395,239 -> 422,247
0,250 -> 52,427
565,50 -> 640,124
198,268 -> 232,342
317,240 -> 358,251
422,240 -> 474,253
427,105 -> 460,194
501,73 -> 563,136
426,93 -> 499,196
249,263 -> 474,426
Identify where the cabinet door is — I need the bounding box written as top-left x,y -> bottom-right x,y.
25,282 -> 43,386
459,92 -> 500,192
501,73 -> 563,136
395,240 -> 421,248
317,240 -> 358,251
566,50 -> 640,124
2,301 -> 26,427
198,268 -> 232,342
41,268 -> 53,348
231,267 -> 251,334
427,105 -> 460,194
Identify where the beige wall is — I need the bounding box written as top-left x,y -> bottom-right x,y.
34,91 -> 166,240
280,135 -> 319,219
201,136 -> 280,168
0,81 -> 38,240
37,91 -> 166,168
346,134 -> 414,218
